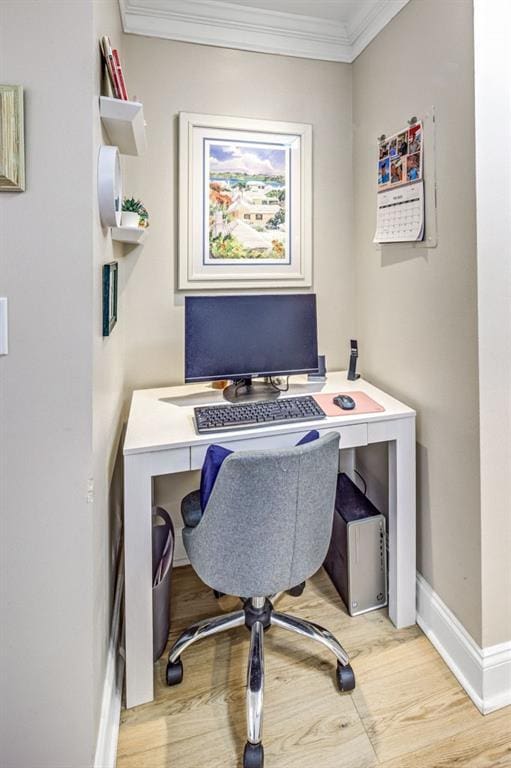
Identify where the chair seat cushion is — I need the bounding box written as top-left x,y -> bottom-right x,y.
181,490 -> 203,528
198,429 -> 320,514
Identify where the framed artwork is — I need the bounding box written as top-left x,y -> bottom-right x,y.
0,85 -> 25,191
102,262 -> 118,336
179,112 -> 312,290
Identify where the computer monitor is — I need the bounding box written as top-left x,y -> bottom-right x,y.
185,294 -> 319,402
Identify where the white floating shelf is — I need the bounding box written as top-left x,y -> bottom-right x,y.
99,96 -> 147,156
111,226 -> 147,245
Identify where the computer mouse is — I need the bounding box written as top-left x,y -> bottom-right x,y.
333,394 -> 356,410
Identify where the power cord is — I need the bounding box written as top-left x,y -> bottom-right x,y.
354,469 -> 367,496
269,376 -> 290,393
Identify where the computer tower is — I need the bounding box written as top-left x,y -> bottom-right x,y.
324,473 -> 387,616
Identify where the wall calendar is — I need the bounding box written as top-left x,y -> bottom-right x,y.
374,120 -> 424,243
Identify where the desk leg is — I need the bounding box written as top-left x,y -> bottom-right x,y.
388,417 -> 416,628
339,447 -> 356,476
124,454 -> 154,708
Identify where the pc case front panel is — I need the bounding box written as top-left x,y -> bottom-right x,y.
347,515 -> 388,616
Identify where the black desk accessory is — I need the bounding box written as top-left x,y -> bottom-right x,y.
347,339 -> 360,381
194,395 -> 326,434
308,354 -> 327,382
185,294 -> 319,403
333,395 -> 356,410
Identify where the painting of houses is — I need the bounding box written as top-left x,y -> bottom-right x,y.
205,140 -> 289,262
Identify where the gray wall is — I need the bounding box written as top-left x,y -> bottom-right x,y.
0,5 -> 507,766
0,2 -> 96,766
0,1 -> 126,765
121,36 -> 354,553
92,0 -> 127,738
352,0 -> 482,642
121,37 -> 354,392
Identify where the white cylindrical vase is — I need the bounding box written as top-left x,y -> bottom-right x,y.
121,211 -> 140,228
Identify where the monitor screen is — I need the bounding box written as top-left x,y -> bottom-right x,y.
185,294 -> 318,382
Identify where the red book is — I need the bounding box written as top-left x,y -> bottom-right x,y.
112,49 -> 129,101
109,54 -> 122,99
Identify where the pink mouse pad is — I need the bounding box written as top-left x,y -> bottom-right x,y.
313,391 -> 385,417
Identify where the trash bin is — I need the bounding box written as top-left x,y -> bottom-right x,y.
152,506 -> 175,661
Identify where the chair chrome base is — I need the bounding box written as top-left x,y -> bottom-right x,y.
166,597 -> 355,768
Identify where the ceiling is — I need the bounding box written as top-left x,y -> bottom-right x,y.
119,0 -> 410,63
216,0 -> 364,24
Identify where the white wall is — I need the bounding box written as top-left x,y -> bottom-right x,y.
92,0 -> 127,735
352,0 -> 482,642
120,35 -> 354,546
121,37 -> 354,393
1,4 -> 509,766
0,17 -> 353,764
121,9 -> 509,649
0,1 -> 127,765
0,2 -> 96,766
473,0 -> 511,647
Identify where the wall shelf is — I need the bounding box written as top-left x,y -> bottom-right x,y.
111,226 -> 147,245
100,96 -> 147,156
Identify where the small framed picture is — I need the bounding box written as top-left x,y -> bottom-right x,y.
102,262 -> 118,336
0,85 -> 25,191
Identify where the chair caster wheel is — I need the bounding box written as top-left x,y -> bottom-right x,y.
287,582 -> 305,597
336,663 -> 355,692
166,658 -> 183,686
243,742 -> 264,768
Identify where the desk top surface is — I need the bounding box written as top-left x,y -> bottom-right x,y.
124,372 -> 415,456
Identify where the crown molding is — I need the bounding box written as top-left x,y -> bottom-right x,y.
348,0 -> 410,60
119,0 -> 410,63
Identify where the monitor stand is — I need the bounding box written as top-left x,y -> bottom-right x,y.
223,377 -> 281,403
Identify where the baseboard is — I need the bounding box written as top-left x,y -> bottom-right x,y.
416,573 -> 511,714
94,552 -> 125,768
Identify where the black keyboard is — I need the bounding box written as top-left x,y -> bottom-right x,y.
194,395 -> 327,434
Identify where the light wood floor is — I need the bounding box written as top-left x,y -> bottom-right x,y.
117,567 -> 511,768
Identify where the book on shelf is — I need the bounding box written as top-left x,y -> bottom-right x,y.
100,35 -> 129,101
112,49 -> 129,100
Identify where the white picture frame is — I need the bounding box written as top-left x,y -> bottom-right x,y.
0,85 -> 25,192
179,112 -> 312,290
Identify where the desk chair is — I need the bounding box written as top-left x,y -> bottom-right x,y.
166,432 -> 355,768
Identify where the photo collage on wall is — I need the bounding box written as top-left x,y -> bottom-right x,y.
378,121 -> 422,189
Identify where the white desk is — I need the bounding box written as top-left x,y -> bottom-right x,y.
123,372 -> 416,708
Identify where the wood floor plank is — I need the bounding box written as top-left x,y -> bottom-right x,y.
379,706 -> 511,768
117,566 -> 509,768
118,651 -> 377,768
351,649 -> 509,764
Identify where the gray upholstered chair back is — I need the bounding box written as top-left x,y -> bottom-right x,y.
183,432 -> 340,597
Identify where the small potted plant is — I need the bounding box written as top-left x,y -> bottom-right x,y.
122,197 -> 149,228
